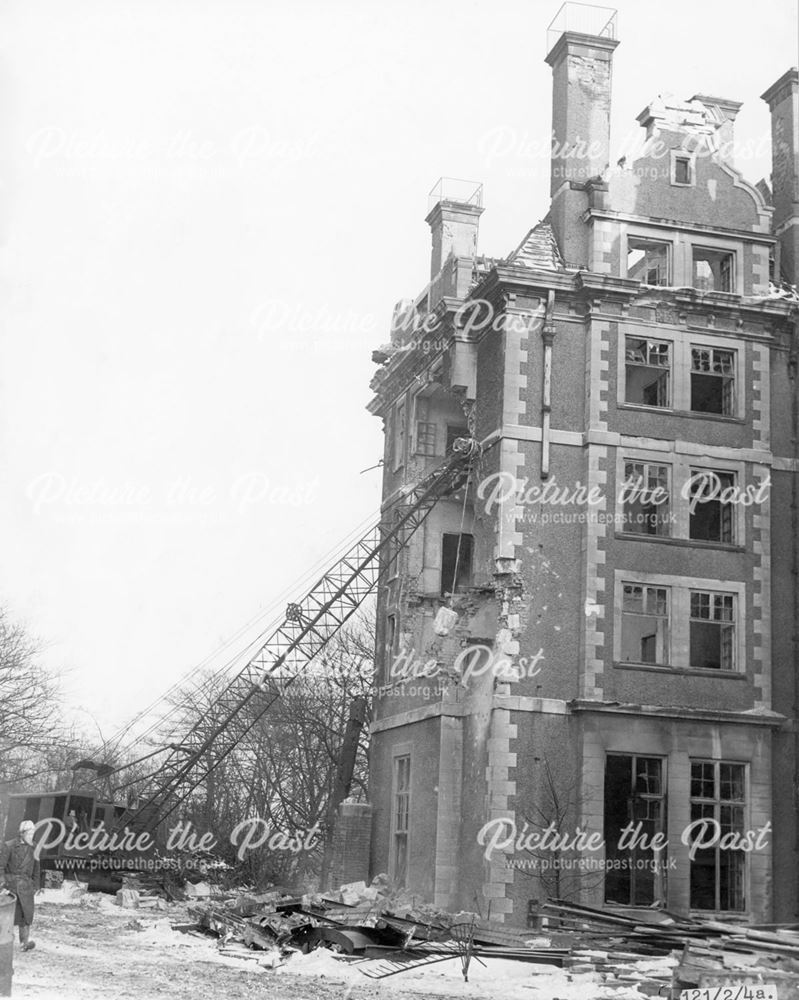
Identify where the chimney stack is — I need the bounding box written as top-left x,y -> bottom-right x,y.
762,68 -> 799,286
545,4 -> 619,264
425,178 -> 484,279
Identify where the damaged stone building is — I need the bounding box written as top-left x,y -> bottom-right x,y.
367,6 -> 799,923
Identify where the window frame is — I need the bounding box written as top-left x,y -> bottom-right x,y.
690,344 -> 736,416
392,399 -> 407,472
384,614 -> 397,682
688,467 -> 737,544
625,236 -> 672,286
670,150 -> 696,187
689,589 -> 736,671
617,329 -> 745,420
604,752 -> 668,907
620,583 -> 671,667
621,460 -> 671,537
415,420 -> 437,457
624,335 -> 672,409
389,748 -> 412,887
688,759 -> 748,913
616,450 -> 750,547
692,246 -> 736,294
613,571 -> 745,675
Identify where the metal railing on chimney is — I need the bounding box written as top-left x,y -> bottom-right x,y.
428,177 -> 484,212
546,2 -> 618,53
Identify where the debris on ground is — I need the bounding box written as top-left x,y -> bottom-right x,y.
34,873 -> 799,996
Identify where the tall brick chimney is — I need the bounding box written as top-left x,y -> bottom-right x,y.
545,5 -> 619,265
425,178 -> 484,279
762,69 -> 799,286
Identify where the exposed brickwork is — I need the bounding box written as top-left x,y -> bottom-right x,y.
328,803 -> 373,890
367,32 -> 797,924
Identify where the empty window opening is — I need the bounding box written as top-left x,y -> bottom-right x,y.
689,591 -> 735,670
604,755 -> 666,906
627,238 -> 670,286
689,760 -> 746,911
446,425 -> 469,454
385,614 -> 396,678
441,533 -> 473,595
693,248 -> 734,292
674,156 -> 693,185
689,469 -> 735,543
387,506 -> 405,574
393,401 -> 406,470
690,347 -> 735,415
621,584 -> 669,665
625,338 -> 671,407
622,462 -> 671,536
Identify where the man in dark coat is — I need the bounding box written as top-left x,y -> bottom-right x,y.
0,820 -> 40,951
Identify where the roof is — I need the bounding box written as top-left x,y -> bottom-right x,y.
505,217 -> 565,272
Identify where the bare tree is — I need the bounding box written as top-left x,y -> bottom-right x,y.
142,608 -> 376,887
516,759 -> 603,905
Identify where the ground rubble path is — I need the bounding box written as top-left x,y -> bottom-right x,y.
7,894 -> 652,1000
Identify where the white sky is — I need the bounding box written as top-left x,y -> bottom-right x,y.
0,0 -> 796,742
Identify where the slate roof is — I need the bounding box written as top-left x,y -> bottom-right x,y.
505,217 -> 565,272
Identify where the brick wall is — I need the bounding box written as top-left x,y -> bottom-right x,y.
328,802 -> 372,889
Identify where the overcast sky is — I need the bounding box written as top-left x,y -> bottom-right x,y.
1,0 -> 796,742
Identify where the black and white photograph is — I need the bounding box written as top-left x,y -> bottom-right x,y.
1,1 -> 798,997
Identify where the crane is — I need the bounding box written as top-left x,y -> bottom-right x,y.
120,436 -> 479,831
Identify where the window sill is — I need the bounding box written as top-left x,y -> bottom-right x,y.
617,403 -> 744,424
615,532 -> 745,553
614,661 -> 746,679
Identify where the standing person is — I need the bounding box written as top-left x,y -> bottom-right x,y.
0,820 -> 40,951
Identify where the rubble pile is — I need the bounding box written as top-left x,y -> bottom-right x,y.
133,879 -> 799,993
182,876 -> 571,980
542,900 -> 799,996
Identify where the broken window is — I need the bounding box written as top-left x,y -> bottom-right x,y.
690,347 -> 735,415
393,401 -> 406,470
446,424 -> 469,454
415,421 -> 437,456
441,533 -> 473,595
391,755 -> 411,887
627,238 -> 670,286
689,591 -> 735,670
689,469 -> 735,543
622,462 -> 670,536
689,760 -> 746,911
693,249 -> 734,292
674,155 -> 693,185
621,584 -> 669,665
625,337 -> 670,407
604,755 -> 666,906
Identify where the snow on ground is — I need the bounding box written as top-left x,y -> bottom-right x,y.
10,894 -> 678,1000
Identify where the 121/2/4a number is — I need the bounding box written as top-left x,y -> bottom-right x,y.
679,987 -> 776,1000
